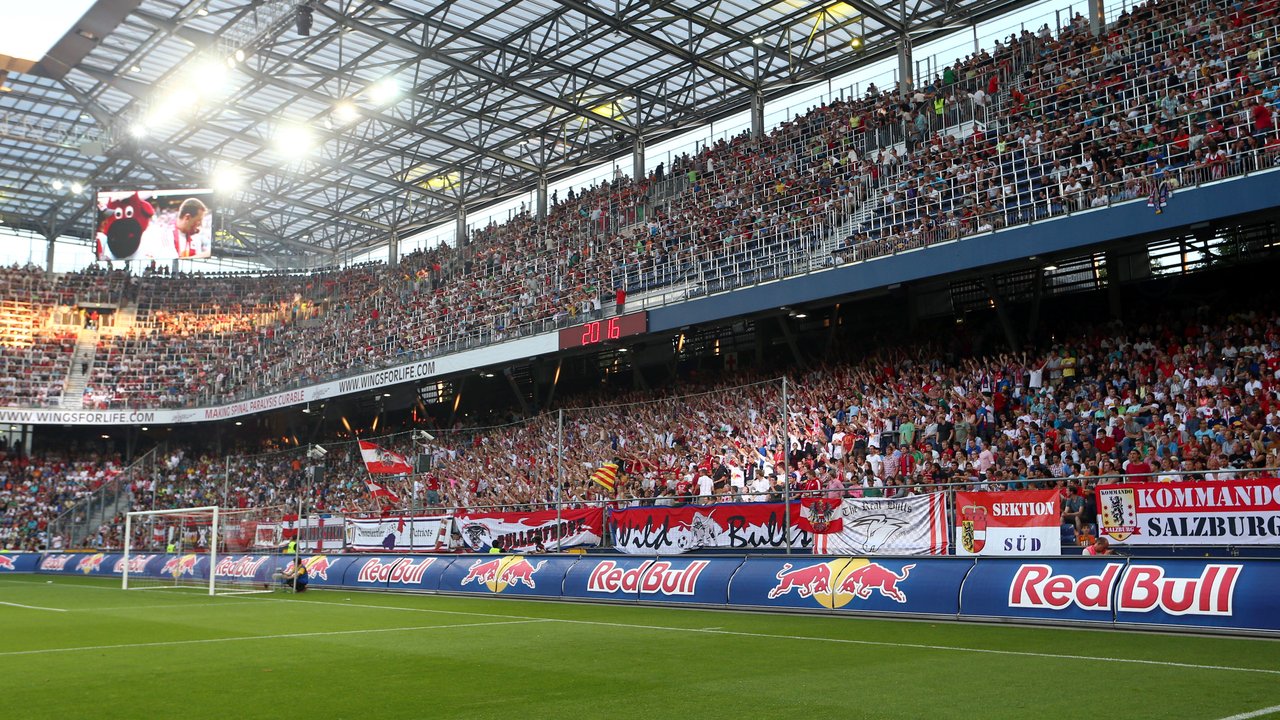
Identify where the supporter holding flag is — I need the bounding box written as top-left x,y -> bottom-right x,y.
358,440 -> 414,474
591,461 -> 620,494
364,478 -> 402,504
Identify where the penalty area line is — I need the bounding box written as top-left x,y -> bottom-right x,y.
0,619 -> 546,657
1216,705 -> 1280,720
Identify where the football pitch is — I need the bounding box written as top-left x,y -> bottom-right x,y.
1,575 -> 1278,719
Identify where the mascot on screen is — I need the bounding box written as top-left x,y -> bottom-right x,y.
96,192 -> 155,260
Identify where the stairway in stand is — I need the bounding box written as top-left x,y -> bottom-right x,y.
61,328 -> 100,409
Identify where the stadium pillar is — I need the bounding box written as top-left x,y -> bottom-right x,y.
456,204 -> 468,247
632,134 -> 645,184
896,32 -> 913,96
536,173 -> 548,220
45,233 -> 56,272
982,275 -> 1021,350
1088,0 -> 1104,36
388,228 -> 399,267
750,91 -> 765,139
1105,251 -> 1123,320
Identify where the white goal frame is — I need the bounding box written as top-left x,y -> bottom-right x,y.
124,505 -> 221,595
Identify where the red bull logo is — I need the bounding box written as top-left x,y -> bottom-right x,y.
113,555 -> 156,574
76,553 -> 107,574
1010,563 -> 1240,616
39,554 -> 75,571
214,556 -> 270,579
587,560 -> 708,596
460,556 -> 547,593
299,555 -> 332,581
767,559 -> 914,608
160,554 -> 200,578
0,556 -> 16,571
356,557 -> 434,585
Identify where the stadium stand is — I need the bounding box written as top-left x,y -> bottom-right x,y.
0,0 -> 1276,412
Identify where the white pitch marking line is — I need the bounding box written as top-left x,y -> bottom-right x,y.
0,600 -> 67,612
0,619 -> 545,657
229,594 -> 1280,677
1216,704 -> 1280,720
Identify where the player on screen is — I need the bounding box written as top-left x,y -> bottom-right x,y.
170,198 -> 208,258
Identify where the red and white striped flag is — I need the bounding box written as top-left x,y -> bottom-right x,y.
364,478 -> 402,504
359,440 -> 414,475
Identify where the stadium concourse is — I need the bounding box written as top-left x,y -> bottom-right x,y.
4,292 -> 1280,552
0,0 -> 1276,411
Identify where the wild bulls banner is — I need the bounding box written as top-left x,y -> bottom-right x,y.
344,515 -> 453,552
808,494 -> 949,555
609,503 -> 807,555
454,508 -> 604,553
1097,479 -> 1280,545
954,490 -> 1061,555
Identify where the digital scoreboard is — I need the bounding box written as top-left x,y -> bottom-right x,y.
557,311 -> 649,350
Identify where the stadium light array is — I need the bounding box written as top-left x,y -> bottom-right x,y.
273,122 -> 315,157
370,78 -> 399,105
850,36 -> 864,49
333,101 -> 360,124
70,182 -> 83,194
211,163 -> 244,194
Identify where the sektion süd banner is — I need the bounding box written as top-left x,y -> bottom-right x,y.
344,515 -> 453,552
954,489 -> 1061,555
1097,479 -> 1280,545
609,503 -> 806,555
806,493 -> 950,555
455,508 -> 604,553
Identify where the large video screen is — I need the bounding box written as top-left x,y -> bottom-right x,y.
95,188 -> 214,261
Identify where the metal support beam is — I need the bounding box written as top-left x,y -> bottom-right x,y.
897,33 -> 914,96
632,134 -> 645,185
503,368 -> 530,417
750,91 -> 765,139
776,316 -> 807,369
45,234 -> 56,272
536,173 -> 548,220
982,276 -> 1020,351
388,228 -> 399,267
456,205 -> 468,247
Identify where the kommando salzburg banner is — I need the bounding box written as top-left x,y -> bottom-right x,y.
345,515 -> 453,552
455,508 -> 604,553
610,503 -> 805,555
807,494 -> 950,555
954,489 -> 1060,555
1097,479 -> 1280,545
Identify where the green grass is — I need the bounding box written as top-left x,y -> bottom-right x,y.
1,575 -> 1279,719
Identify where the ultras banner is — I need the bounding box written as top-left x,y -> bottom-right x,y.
609,503 -> 806,555
344,515 -> 453,552
1097,479 -> 1280,545
454,508 -> 604,553
954,489 -> 1061,555
807,494 -> 950,555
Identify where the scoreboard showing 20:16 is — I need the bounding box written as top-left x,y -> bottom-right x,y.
557,311 -> 648,350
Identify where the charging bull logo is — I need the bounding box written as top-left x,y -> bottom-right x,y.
160,554 -> 200,578
460,556 -> 547,593
96,192 -> 155,259
287,556 -> 332,581
0,556 -> 16,570
767,559 -> 914,608
76,553 -> 107,574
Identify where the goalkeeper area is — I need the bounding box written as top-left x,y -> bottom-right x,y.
0,575 -> 1277,719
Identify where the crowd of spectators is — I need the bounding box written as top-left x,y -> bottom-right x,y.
0,0 -> 1274,412
0,447 -> 126,551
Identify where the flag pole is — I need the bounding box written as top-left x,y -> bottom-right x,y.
555,408 -> 564,551
782,375 -> 792,556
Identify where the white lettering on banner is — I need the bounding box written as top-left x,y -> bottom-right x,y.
39,554 -> 75,571
1008,563 -> 1241,616
992,502 -> 1056,516
113,555 -> 155,574
586,560 -> 708,595
0,410 -> 156,425
356,557 -> 434,585
214,556 -> 269,579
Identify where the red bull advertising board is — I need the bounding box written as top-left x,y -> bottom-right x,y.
342,555 -> 451,591
0,553 -> 39,572
438,555 -> 569,597
727,556 -> 971,616
561,557 -> 734,605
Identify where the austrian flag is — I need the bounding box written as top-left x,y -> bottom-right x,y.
364,479 -> 402,504
359,440 -> 414,475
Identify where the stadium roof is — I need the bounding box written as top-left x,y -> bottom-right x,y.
0,0 -> 1039,268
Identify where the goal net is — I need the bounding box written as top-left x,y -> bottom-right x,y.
123,506 -> 289,595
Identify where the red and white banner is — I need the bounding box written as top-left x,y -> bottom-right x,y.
610,503 -> 803,555
455,508 -> 604,553
1097,479 -> 1280,545
810,494 -> 949,555
955,490 -> 1060,555
358,440 -> 414,475
344,514 -> 453,552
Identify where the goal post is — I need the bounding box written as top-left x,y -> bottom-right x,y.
123,506 -> 288,595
